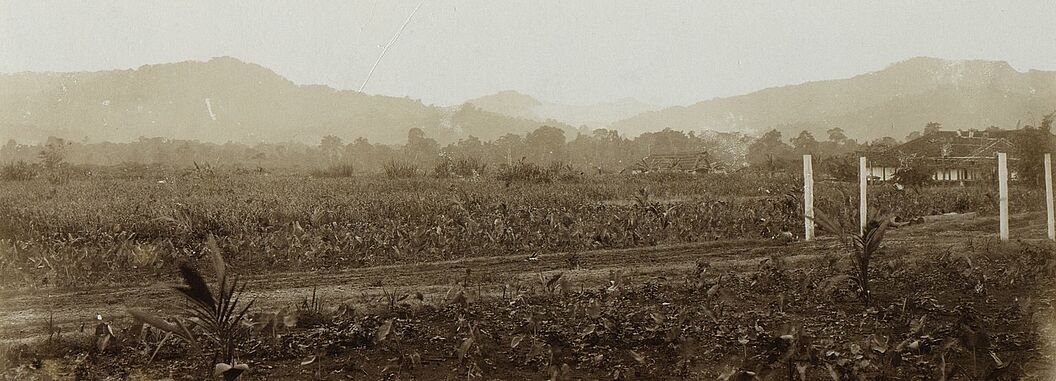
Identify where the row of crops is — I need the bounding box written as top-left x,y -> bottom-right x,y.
0,172 -> 1046,287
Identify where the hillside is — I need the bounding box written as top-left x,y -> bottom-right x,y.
0,57 -> 573,145
611,57 -> 1056,140
466,90 -> 656,129
6,56 -> 1053,145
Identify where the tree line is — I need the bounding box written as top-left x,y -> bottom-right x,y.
1,127 -> 753,174
4,116 -> 1050,184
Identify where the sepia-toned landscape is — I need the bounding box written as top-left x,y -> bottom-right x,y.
2,1 -> 1055,380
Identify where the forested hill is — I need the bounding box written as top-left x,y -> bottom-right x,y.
612,57 -> 1056,140
0,57 -> 575,145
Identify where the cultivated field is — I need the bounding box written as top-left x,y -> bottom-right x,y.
1,172 -> 1055,379
0,172 -> 1046,287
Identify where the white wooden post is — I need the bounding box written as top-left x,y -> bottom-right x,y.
803,155 -> 814,240
998,152 -> 1009,241
859,156 -> 868,235
1046,153 -> 1054,240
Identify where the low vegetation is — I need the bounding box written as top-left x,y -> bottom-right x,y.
3,233 -> 1053,379
0,161 -> 36,181
495,159 -> 583,184
382,160 -> 421,179
309,163 -> 356,178
433,156 -> 487,179
0,171 -> 1047,288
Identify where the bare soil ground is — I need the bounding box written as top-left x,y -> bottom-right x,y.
2,212 -> 1055,379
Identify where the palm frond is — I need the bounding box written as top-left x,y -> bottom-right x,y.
128,309 -> 188,340
811,205 -> 893,304
207,235 -> 226,284
811,209 -> 844,236
175,264 -> 216,311
128,234 -> 253,369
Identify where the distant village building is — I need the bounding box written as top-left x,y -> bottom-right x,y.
625,151 -> 719,174
865,129 -> 1020,182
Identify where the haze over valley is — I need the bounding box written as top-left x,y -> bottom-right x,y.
3,56 -> 1054,146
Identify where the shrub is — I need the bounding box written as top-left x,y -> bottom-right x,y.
0,161 -> 36,181
496,159 -> 552,183
892,158 -> 932,191
548,162 -> 583,183
384,160 -> 420,179
822,154 -> 857,182
434,156 -> 487,178
310,163 -> 356,178
495,159 -> 581,184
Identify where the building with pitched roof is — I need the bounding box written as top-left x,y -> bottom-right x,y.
626,151 -> 717,174
864,129 -> 1031,182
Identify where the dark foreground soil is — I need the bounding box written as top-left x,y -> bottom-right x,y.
2,213 -> 1055,380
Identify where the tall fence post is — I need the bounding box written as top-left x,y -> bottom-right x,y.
998,152 -> 1009,241
859,156 -> 867,235
1046,153 -> 1054,240
803,155 -> 814,240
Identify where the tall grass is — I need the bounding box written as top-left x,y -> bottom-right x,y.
384,161 -> 420,179
310,163 -> 356,178
495,159 -> 582,184
0,161 -> 36,181
433,156 -> 487,178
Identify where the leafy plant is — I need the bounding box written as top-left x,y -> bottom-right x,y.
812,208 -> 893,304
539,272 -> 566,296
634,188 -> 676,229
454,316 -> 484,379
381,287 -> 409,311
510,311 -> 552,367
373,318 -> 423,378
128,236 -> 254,380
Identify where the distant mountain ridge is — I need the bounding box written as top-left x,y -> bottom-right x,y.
0,57 -> 574,145
611,57 -> 1056,140
3,56 -> 1054,146
466,90 -> 657,129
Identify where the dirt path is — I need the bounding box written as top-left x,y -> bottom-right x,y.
0,212 -> 1044,346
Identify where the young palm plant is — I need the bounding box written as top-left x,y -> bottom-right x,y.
128,236 -> 253,380
812,207 -> 893,304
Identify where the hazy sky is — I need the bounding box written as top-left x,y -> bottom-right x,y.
2,1 -> 1055,106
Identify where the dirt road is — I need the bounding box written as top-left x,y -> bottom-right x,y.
0,212 -> 1046,346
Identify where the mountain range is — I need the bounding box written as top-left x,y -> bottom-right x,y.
611,57 -> 1056,141
2,56 -> 1054,145
0,57 -> 576,145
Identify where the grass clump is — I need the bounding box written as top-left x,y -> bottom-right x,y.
310,163 -> 356,178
